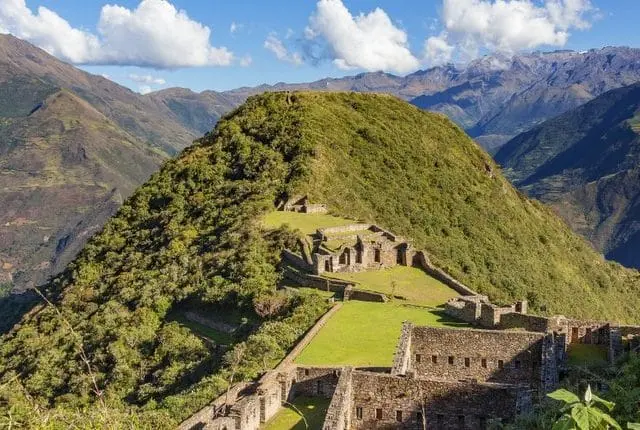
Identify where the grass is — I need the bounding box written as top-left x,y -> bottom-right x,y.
328,266 -> 459,306
295,301 -> 467,367
262,396 -> 331,430
262,211 -> 355,235
170,314 -> 235,345
567,344 -> 609,367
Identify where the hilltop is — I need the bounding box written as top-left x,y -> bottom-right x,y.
3,36 -> 640,292
1,92 -> 639,427
496,82 -> 640,268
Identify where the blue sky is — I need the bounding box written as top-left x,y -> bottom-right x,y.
2,0 -> 639,93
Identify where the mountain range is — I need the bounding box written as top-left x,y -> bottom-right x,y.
3,33 -> 640,291
496,82 -> 640,268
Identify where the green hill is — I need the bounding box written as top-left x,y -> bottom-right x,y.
1,92 -> 639,427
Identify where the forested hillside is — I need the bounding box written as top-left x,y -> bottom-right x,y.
1,92 -> 639,428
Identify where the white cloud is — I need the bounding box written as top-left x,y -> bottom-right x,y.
239,55 -> 253,67
424,34 -> 455,65
426,0 -> 596,65
264,33 -> 303,65
230,21 -> 243,34
305,0 -> 420,74
139,85 -> 153,95
129,73 -> 166,85
0,0 -> 233,68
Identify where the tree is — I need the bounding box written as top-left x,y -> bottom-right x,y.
548,386 -> 640,430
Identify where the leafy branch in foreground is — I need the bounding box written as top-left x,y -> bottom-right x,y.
548,386 -> 639,430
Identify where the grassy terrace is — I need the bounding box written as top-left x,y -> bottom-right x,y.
295,301 -> 466,367
263,211 -> 467,368
262,211 -> 356,235
328,266 -> 459,306
262,396 -> 330,430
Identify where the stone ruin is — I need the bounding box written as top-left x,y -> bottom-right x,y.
444,295 -> 640,365
178,201 -> 640,429
179,322 -> 565,430
281,195 -> 328,214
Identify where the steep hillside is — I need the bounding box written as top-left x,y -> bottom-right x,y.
1,92 -> 639,427
495,83 -> 640,268
0,35 -> 235,291
0,90 -> 164,291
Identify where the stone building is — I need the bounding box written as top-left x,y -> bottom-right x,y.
282,195 -> 328,214
180,324 -> 560,430
444,296 -> 640,365
311,224 -> 412,275
392,324 -> 562,397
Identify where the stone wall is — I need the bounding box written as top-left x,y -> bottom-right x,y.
344,287 -> 387,302
317,224 -> 373,237
409,326 -> 549,391
349,371 -> 531,430
293,367 -> 341,399
322,368 -> 353,430
412,251 -> 478,296
303,204 -> 328,214
391,322 -> 412,376
498,312 -> 554,333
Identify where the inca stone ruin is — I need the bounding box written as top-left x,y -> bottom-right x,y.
180,200 -> 640,430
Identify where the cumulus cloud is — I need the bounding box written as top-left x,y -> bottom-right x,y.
129,73 -> 166,85
264,33 -> 303,65
305,0 -> 420,74
0,0 -> 233,68
425,0 -> 596,65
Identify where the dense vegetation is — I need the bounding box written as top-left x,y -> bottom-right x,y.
2,91 -> 640,427
291,92 -> 640,320
0,92 -> 330,427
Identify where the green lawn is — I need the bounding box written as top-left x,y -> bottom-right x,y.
262,396 -> 330,430
262,211 -> 355,235
328,266 -> 459,306
295,301 -> 467,367
567,344 -> 609,367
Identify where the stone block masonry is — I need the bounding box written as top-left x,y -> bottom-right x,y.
349,370 -> 531,430
405,325 -> 559,395
322,368 -> 353,430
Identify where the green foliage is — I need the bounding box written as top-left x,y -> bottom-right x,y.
289,92 -> 640,321
547,386 -> 636,430
0,93 -> 326,425
3,91 -> 640,425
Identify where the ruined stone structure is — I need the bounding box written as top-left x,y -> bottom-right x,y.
180,324 -> 558,430
282,195 -> 328,214
444,296 -> 640,365
179,203 -> 640,429
392,324 -> 562,396
282,221 -> 478,299
311,224 -> 410,275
